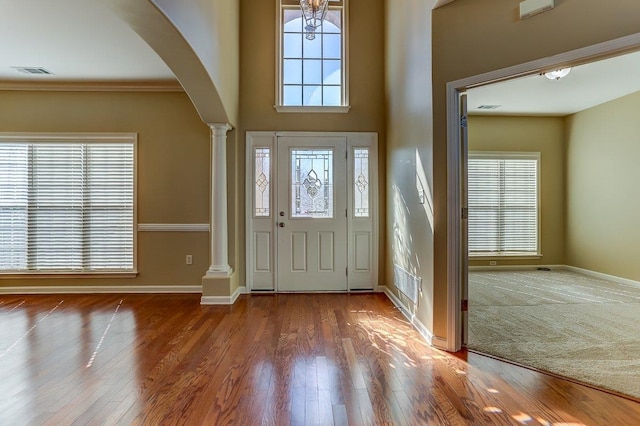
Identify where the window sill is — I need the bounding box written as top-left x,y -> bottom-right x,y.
274,105 -> 351,113
0,271 -> 139,280
469,254 -> 542,261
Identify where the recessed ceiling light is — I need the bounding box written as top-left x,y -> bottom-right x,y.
12,66 -> 54,75
543,68 -> 571,80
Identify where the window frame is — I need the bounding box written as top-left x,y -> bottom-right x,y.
0,132 -> 138,278
275,0 -> 350,113
467,151 -> 541,259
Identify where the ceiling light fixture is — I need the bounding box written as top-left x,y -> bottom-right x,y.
300,0 -> 329,40
543,68 -> 571,80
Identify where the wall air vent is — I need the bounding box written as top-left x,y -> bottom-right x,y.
12,67 -> 54,75
477,105 -> 501,110
519,0 -> 555,19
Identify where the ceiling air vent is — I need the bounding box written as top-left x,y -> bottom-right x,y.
477,105 -> 501,110
12,66 -> 54,75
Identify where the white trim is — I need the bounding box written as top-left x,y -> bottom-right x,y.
137,223 -> 210,232
379,286 -> 447,350
0,132 -> 137,143
274,106 -> 351,113
0,285 -> 202,294
446,32 -> 640,354
563,265 -> 640,289
200,286 -> 247,305
0,81 -> 184,92
469,264 -> 562,272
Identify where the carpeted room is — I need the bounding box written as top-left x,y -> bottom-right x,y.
466,86 -> 640,400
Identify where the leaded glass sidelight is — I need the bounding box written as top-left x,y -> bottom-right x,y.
255,148 -> 271,217
354,148 -> 369,217
291,149 -> 333,218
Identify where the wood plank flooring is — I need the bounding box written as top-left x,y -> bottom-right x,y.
1,292 -> 639,425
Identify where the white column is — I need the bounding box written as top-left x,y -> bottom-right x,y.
207,123 -> 233,276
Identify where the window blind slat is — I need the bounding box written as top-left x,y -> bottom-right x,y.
0,139 -> 134,272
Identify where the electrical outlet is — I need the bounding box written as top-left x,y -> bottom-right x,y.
489,261 -> 497,266
186,255 -> 193,265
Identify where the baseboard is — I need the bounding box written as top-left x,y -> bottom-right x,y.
0,285 -> 202,294
378,285 -> 447,350
201,286 -> 247,305
469,264 -> 564,272
563,265 -> 640,288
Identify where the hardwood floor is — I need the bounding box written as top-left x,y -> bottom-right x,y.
1,293 -> 639,425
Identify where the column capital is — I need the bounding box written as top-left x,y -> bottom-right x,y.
208,123 -> 233,135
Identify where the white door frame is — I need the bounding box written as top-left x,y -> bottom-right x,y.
445,33 -> 640,352
246,131 -> 379,292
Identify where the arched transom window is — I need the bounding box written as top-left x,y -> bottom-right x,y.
277,0 -> 348,111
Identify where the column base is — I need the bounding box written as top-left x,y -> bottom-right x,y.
201,271 -> 241,305
206,264 -> 233,276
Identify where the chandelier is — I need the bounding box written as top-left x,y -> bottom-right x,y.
300,0 -> 329,40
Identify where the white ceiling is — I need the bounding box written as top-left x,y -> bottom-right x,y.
468,50 -> 640,116
0,0 -> 176,84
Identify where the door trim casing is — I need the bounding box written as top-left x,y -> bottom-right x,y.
245,131 -> 379,293
445,32 -> 640,352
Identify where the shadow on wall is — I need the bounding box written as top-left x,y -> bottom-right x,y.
391,148 -> 435,313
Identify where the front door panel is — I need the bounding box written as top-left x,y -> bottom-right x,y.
277,137 -> 347,291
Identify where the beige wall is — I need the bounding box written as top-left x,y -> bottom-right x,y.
0,90 -> 211,287
467,116 -> 565,267
432,0 -> 640,338
385,0 -> 437,333
565,91 -> 640,281
238,0 -> 387,287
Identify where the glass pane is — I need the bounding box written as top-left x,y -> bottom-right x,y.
283,85 -> 302,106
323,60 -> 341,84
283,59 -> 302,84
322,86 -> 341,106
303,60 -> 322,84
291,149 -> 334,218
354,149 -> 370,217
323,34 -> 341,59
323,11 -> 341,33
303,35 -> 322,59
283,33 -> 302,58
303,85 -> 322,106
255,148 -> 271,217
284,12 -> 303,33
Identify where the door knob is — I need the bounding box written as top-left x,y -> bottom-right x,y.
278,222 -> 285,228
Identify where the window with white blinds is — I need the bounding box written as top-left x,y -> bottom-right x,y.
0,133 -> 136,273
468,152 -> 539,257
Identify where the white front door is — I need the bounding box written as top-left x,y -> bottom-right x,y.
276,136 -> 347,291
246,132 -> 378,293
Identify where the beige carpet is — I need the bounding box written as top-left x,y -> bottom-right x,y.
468,269 -> 640,399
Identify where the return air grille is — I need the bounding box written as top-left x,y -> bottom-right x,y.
12,67 -> 54,75
394,264 -> 421,304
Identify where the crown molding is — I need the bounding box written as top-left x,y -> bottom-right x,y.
0,80 -> 184,92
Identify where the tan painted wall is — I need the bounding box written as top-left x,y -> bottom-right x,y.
565,91 -> 640,281
432,0 -> 640,337
467,116 -> 565,267
0,90 -> 211,287
385,0 -> 437,333
237,0 -> 386,287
